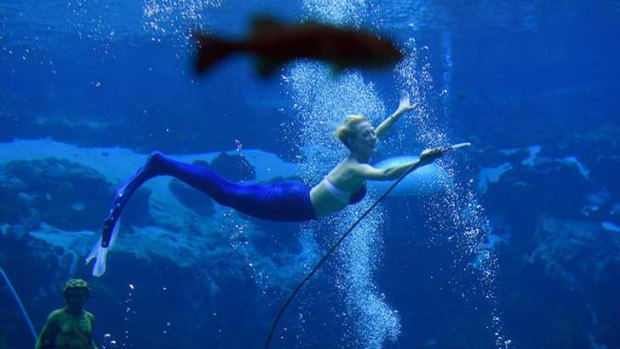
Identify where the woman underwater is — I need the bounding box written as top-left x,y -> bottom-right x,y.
100,92 -> 444,248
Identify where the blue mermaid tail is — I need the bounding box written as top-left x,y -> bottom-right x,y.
101,151 -> 314,246
88,152 -> 160,276
101,152 -> 163,247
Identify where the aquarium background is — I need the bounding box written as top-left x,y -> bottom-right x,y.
1,1 -> 619,349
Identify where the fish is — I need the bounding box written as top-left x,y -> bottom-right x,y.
194,17 -> 404,77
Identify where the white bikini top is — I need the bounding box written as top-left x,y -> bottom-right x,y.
322,177 -> 353,204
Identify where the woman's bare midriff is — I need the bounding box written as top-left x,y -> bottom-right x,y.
309,182 -> 348,217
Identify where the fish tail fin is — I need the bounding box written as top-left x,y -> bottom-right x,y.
195,34 -> 234,73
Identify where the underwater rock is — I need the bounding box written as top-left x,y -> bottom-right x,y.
527,217 -> 620,288
0,158 -> 153,231
0,158 -> 112,231
209,152 -> 256,182
481,147 -> 593,224
522,217 -> 620,347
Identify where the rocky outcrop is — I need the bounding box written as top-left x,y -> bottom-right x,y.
0,158 -> 113,231
528,217 -> 620,288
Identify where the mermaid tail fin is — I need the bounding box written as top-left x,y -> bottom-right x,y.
101,152 -> 163,247
101,172 -> 139,247
86,219 -> 120,277
93,152 -> 164,275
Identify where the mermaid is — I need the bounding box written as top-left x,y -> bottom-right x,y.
87,92 -> 446,275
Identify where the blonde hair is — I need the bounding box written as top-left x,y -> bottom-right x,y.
334,114 -> 367,148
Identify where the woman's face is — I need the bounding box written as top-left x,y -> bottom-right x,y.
350,121 -> 377,155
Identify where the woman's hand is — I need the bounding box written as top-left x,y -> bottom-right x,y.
396,91 -> 417,114
376,91 -> 419,139
418,147 -> 444,166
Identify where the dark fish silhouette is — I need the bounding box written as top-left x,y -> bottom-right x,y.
195,17 -> 404,76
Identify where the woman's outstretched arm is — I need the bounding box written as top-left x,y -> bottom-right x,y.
355,148 -> 444,180
375,91 -> 417,139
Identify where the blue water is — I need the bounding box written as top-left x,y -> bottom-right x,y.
1,1 -> 620,348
